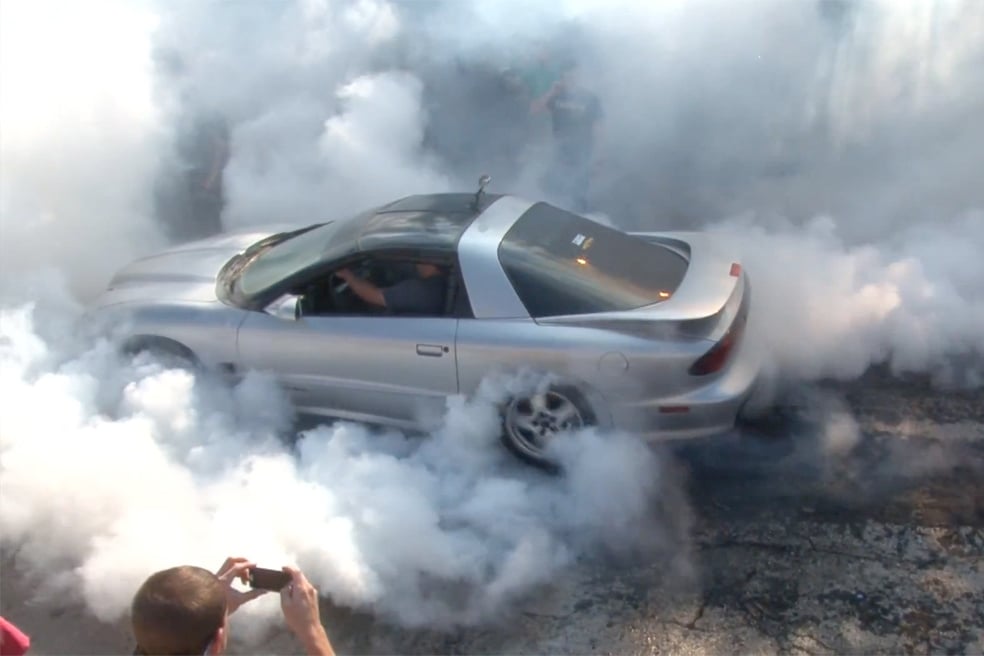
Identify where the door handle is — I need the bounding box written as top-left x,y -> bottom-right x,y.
416,344 -> 448,357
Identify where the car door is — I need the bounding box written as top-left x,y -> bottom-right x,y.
236,306 -> 459,431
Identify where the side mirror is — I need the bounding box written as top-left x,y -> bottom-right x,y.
265,294 -> 300,320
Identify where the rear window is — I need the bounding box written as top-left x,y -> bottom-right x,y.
497,203 -> 688,317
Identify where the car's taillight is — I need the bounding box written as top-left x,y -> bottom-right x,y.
688,327 -> 739,375
689,284 -> 749,376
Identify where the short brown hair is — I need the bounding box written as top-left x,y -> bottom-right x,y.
131,566 -> 227,655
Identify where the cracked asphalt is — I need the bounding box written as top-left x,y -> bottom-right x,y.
3,371 -> 983,654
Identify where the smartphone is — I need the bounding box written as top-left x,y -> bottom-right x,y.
247,567 -> 291,591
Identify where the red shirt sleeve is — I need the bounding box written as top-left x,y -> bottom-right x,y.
0,617 -> 30,656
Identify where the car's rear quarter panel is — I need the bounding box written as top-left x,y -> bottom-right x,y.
454,318 -> 714,425
455,212 -> 760,443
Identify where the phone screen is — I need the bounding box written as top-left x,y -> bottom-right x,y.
248,567 -> 291,591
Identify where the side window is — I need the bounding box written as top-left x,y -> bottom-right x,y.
376,260 -> 451,317
295,270 -> 342,317
298,258 -> 456,318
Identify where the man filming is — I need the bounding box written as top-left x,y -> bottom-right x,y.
130,557 -> 334,656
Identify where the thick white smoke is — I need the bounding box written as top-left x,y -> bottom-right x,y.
369,0 -> 984,383
0,303 -> 681,638
718,209 -> 984,387
225,70 -> 451,226
0,0 -> 167,301
149,0 -> 450,228
2,0 -> 983,648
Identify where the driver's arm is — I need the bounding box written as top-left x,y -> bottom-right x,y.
337,268 -> 386,308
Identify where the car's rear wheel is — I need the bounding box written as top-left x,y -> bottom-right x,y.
502,385 -> 595,472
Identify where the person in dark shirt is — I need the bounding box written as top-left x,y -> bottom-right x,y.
337,263 -> 447,315
535,64 -> 604,211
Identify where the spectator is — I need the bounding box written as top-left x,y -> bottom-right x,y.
131,557 -> 334,656
522,45 -> 564,114
176,109 -> 230,239
0,617 -> 30,656
151,50 -> 230,243
535,63 -> 604,212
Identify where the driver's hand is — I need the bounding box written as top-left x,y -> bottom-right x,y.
336,268 -> 354,282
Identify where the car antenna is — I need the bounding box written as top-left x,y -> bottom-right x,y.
472,174 -> 491,210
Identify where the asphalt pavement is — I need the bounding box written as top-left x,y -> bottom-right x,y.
3,371 -> 982,654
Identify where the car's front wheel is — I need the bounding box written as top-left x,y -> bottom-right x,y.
122,336 -> 200,371
501,385 -> 595,471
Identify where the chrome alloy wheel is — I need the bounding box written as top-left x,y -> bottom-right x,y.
504,389 -> 585,459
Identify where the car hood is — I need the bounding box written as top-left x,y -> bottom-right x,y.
98,223 -> 300,305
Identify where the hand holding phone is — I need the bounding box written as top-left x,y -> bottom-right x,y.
280,567 -> 334,655
248,567 -> 292,591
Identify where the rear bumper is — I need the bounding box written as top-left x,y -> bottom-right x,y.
607,333 -> 762,442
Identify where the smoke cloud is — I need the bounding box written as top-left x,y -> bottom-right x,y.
0,304 -> 684,636
716,208 -> 984,387
0,0 -> 167,301
225,70 -> 451,226
1,0 -> 983,647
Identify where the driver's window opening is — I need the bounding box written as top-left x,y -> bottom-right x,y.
296,257 -> 456,318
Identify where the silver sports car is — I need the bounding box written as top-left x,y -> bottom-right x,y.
90,187 -> 760,469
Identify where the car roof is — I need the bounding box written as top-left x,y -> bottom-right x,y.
349,192 -> 504,253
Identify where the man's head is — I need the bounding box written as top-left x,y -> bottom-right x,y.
131,566 -> 228,655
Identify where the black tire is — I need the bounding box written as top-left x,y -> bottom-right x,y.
122,337 -> 199,371
501,384 -> 597,472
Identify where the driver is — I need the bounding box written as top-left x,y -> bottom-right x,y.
336,262 -> 447,315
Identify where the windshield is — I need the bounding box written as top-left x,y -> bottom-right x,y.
237,222 -> 346,297
498,203 -> 689,317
